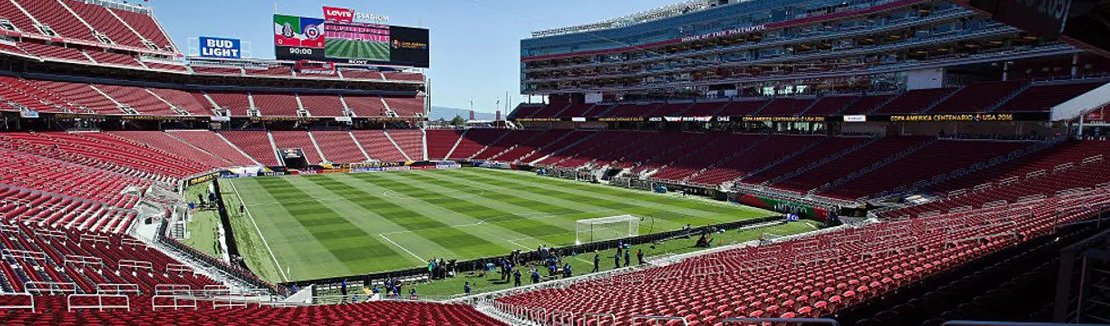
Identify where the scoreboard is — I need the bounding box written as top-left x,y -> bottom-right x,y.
274,6 -> 429,67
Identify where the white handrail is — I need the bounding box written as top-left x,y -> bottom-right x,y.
24,282 -> 77,295
151,294 -> 198,311
0,293 -> 34,313
67,293 -> 130,312
96,283 -> 140,295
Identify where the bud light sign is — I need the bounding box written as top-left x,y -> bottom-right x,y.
199,37 -> 241,59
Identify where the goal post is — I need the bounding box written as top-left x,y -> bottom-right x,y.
576,215 -> 641,245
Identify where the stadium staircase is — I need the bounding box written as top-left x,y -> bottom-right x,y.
526,130 -> 599,164
305,131 -> 327,163
381,130 -> 413,162
764,136 -> 880,186
335,94 -> 353,117
682,135 -> 771,186
465,131 -> 510,161
645,136 -> 726,180
393,130 -> 426,161
442,129 -> 467,160
379,97 -> 397,117
175,130 -> 260,166
475,302 -> 541,326
734,137 -> 830,184
872,138 -> 1062,202
293,94 -> 309,117
352,130 -> 407,162
516,129 -> 578,164
245,93 -> 260,117
920,87 -> 962,113
421,129 -> 428,161
860,94 -> 901,115
265,131 -> 283,166
810,138 -> 937,196
747,98 -> 781,116
346,131 -> 373,161
986,82 -> 1033,112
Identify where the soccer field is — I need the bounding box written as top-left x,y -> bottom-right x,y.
325,39 -> 389,60
221,168 -> 775,282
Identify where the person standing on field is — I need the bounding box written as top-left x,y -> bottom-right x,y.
592,252 -> 600,273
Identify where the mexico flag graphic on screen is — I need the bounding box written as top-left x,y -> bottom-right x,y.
273,15 -> 325,49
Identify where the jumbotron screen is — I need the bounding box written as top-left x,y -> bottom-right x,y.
273,9 -> 429,67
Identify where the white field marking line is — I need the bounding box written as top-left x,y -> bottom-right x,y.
377,233 -> 425,263
377,220 -> 491,236
240,188 -> 492,207
227,179 -> 290,282
380,189 -> 490,201
367,204 -> 657,238
505,238 -> 535,251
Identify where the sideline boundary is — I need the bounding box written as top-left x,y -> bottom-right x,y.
227,180 -> 290,282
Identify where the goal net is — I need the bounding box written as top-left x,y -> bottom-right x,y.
576,215 -> 640,245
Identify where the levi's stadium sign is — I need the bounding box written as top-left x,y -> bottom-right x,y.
323,6 -> 389,23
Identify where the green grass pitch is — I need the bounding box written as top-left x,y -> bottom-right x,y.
324,39 -> 390,60
221,168 -> 775,283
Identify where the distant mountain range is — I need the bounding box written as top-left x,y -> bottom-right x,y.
429,106 -> 497,121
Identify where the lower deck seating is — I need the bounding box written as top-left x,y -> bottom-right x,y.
270,131 -> 324,165
386,130 -> 424,161
0,220 -> 219,294
889,140 -> 1110,218
312,131 -> 367,164
425,130 -> 463,160
447,129 -> 506,160
352,130 -> 408,162
165,131 -> 258,167
108,131 -> 233,169
0,295 -> 504,325
0,132 -> 208,181
221,131 -> 279,166
495,190 -> 1110,324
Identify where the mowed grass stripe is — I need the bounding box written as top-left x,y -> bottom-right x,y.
399,171 -> 589,220
417,169 -> 693,236
458,169 -> 745,215
477,169 -> 748,215
301,174 -> 486,260
284,176 -> 451,268
446,169 -> 750,226
253,177 -> 399,280
367,172 -> 576,240
379,172 -> 583,241
306,175 -> 452,231
443,169 -> 728,230
340,174 -> 525,257
230,178 -> 351,281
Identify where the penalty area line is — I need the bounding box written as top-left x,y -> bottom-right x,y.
377,233 -> 425,263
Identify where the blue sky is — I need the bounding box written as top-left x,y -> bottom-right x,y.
146,0 -> 677,113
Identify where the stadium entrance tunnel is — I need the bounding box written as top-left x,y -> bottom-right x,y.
277,148 -> 309,170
